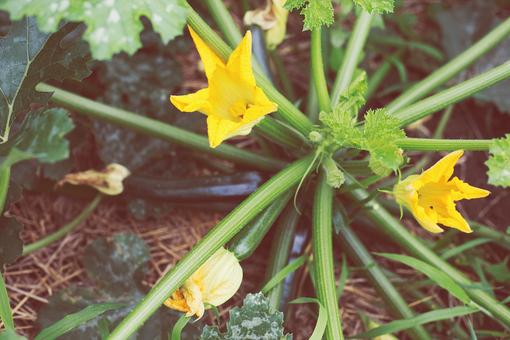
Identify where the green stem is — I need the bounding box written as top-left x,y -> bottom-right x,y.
22,194 -> 102,256
203,0 -> 242,49
107,154 -> 317,340
365,50 -> 404,101
186,5 -> 314,136
0,272 -> 14,330
0,166 -> 11,214
264,199 -> 303,312
331,11 -> 374,106
387,16 -> 510,114
270,50 -> 297,103
312,28 -> 331,113
393,61 -> 510,127
396,138 -> 493,151
345,177 -> 510,326
254,117 -> 309,150
37,83 -> 286,172
313,169 -> 344,340
333,201 -> 432,340
306,76 -> 320,124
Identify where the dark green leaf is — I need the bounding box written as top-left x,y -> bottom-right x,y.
486,134 -> 510,188
0,215 -> 23,273
348,306 -> 479,339
0,17 -> 90,141
284,0 -> 334,31
34,303 -> 123,340
0,108 -> 74,170
201,293 -> 291,340
0,0 -> 188,60
97,317 -> 110,340
82,232 -> 150,296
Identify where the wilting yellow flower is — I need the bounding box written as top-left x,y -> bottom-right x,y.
394,150 -> 490,233
170,27 -> 277,148
244,0 -> 288,50
56,164 -> 130,195
164,247 -> 243,319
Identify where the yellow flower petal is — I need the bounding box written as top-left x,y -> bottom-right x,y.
226,31 -> 256,87
394,151 -> 490,233
207,114 -> 242,148
188,26 -> 225,80
170,88 -> 212,115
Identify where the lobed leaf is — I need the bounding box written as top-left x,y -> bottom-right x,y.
0,0 -> 189,60
0,215 -> 24,273
0,108 -> 74,171
0,16 -> 90,142
201,292 -> 291,340
284,0 -> 334,31
486,134 -> 510,188
353,0 -> 394,14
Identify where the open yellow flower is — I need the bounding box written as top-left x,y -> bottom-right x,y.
394,150 -> 490,233
164,247 -> 242,319
170,27 -> 278,148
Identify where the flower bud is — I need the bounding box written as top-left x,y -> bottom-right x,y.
164,247 -> 243,319
244,0 -> 288,50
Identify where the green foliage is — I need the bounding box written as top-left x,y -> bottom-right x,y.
284,0 -> 334,31
486,256 -> 510,283
0,108 -> 74,171
0,328 -> 27,340
0,0 -> 189,60
201,293 -> 291,340
0,180 -> 23,273
0,17 -> 90,142
38,232 -> 202,340
486,134 -> 510,188
375,253 -> 471,304
352,0 -> 394,14
82,233 -> 150,296
34,303 -> 123,340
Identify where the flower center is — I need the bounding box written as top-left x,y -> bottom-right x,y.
229,99 -> 252,120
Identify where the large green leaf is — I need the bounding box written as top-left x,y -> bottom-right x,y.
353,0 -> 394,13
201,293 -> 292,340
0,0 -> 189,60
38,232 -> 202,340
82,232 -> 150,297
0,16 -> 90,141
0,108 -> 74,170
486,134 -> 510,188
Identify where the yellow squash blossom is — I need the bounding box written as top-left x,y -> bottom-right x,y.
394,150 -> 490,233
170,27 -> 278,148
55,164 -> 130,195
164,247 -> 243,319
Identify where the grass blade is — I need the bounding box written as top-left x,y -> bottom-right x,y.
0,273 -> 13,330
289,298 -> 327,340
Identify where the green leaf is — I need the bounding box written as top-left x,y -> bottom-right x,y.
353,0 -> 394,14
34,302 -> 123,340
348,306 -> 479,339
288,298 -> 326,340
0,328 -> 28,340
486,256 -> 510,283
284,0 -> 334,31
362,109 -> 406,175
0,216 -> 24,273
0,108 -> 74,171
0,17 -> 90,141
201,293 -> 292,340
82,232 -> 151,296
486,134 -> 510,188
375,253 -> 471,304
1,0 -> 189,60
